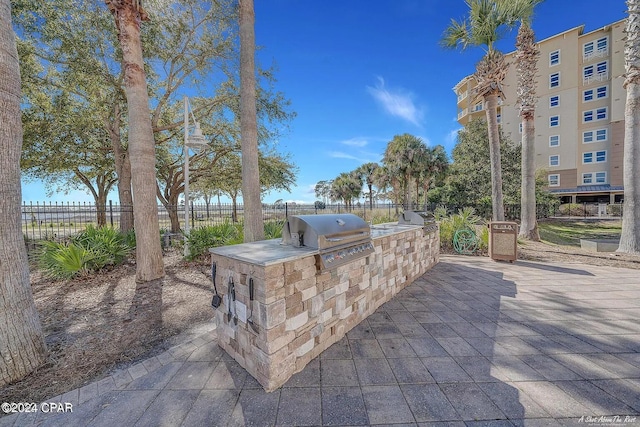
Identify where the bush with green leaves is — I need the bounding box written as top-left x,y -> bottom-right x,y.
185,222 -> 242,260
37,226 -> 135,279
435,206 -> 486,251
264,220 -> 285,240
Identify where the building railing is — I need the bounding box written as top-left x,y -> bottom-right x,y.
583,47 -> 609,63
583,71 -> 609,85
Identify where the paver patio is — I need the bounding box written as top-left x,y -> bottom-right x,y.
2,255 -> 639,426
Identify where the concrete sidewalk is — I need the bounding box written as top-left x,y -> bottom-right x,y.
2,255 -> 640,426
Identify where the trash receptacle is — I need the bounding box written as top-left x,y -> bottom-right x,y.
488,221 -> 518,262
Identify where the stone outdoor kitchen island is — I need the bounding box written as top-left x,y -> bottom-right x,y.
209,220 -> 439,391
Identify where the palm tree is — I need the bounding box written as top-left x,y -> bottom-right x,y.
383,134 -> 428,210
618,0 -> 640,254
0,0 -> 47,386
417,145 -> 449,209
331,172 -> 362,211
355,162 -> 380,210
239,0 -> 264,242
442,0 -> 512,221
508,0 -> 543,241
106,0 -> 164,282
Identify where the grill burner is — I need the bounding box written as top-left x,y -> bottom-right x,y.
282,214 -> 374,270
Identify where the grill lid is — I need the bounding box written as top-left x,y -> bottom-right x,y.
398,211 -> 434,226
281,214 -> 371,250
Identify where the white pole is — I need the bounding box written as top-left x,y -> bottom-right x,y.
183,96 -> 190,257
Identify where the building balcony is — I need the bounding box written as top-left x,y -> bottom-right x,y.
457,108 -> 468,120
583,71 -> 609,86
583,47 -> 609,63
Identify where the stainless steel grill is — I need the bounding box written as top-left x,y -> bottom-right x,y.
398,211 -> 438,234
281,214 -> 374,270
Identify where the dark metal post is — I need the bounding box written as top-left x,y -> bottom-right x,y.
285,202 -> 288,218
191,201 -> 195,228
109,200 -> 114,227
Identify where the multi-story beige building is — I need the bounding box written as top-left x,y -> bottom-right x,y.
454,19 -> 626,204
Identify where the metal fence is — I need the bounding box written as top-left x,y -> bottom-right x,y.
22,200 -> 623,253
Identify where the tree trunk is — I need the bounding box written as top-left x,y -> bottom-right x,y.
96,180 -> 108,227
239,0 -> 264,242
516,23 -> 540,241
519,115 -> 539,239
109,1 -> 164,281
484,93 -> 505,221
165,197 -> 181,233
619,0 -> 640,253
109,106 -> 134,232
232,195 -> 238,223
619,81 -> 640,253
0,0 -> 47,386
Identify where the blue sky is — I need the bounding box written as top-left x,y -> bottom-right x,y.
21,0 -> 627,204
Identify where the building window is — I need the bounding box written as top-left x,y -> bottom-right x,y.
548,174 -> 559,187
596,128 -> 607,141
550,50 -> 560,66
473,103 -> 483,112
549,135 -> 560,147
583,151 -> 607,163
584,110 -> 594,122
597,37 -> 608,52
550,72 -> 560,88
584,107 -> 607,123
584,37 -> 608,59
583,173 -> 593,184
584,65 -> 594,80
550,115 -> 559,127
549,155 -> 559,166
584,86 -> 608,102
584,89 -> 594,102
584,62 -> 608,84
583,131 -> 594,143
597,86 -> 608,99
596,171 -> 606,183
496,113 -> 501,124
519,123 -> 522,133
550,95 -> 559,108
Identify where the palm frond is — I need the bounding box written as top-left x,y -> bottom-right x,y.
441,18 -> 472,50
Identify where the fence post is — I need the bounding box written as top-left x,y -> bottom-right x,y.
191,201 -> 195,228
109,200 -> 114,227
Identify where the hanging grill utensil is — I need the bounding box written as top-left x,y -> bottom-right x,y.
247,277 -> 258,333
227,275 -> 238,325
210,263 -> 222,308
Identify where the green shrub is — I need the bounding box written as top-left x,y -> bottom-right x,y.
437,207 -> 483,251
185,222 -> 241,260
264,220 -> 285,240
72,225 -> 134,267
37,241 -> 94,279
36,226 -> 135,279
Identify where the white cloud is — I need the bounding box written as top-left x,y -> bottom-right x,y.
366,76 -> 423,126
328,151 -> 364,161
340,137 -> 369,148
446,128 -> 461,145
